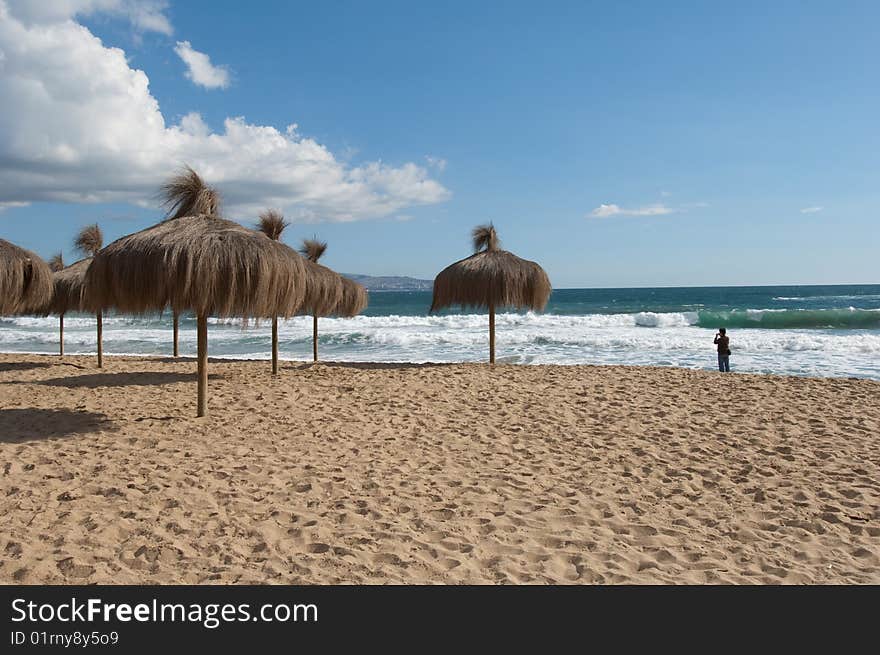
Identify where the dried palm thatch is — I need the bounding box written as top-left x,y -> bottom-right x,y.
300,238 -> 327,263
299,239 -> 367,317
86,168 -> 309,416
0,239 -> 53,315
48,257 -> 91,315
88,215 -> 307,321
257,209 -> 289,242
336,276 -> 368,317
75,224 -> 103,257
48,253 -> 65,273
299,240 -> 367,317
431,224 -> 551,363
161,165 -> 220,220
300,259 -> 344,316
87,211 -> 305,319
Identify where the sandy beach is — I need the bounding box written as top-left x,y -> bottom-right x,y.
0,353 -> 877,584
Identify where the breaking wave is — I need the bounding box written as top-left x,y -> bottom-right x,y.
2,308 -> 880,379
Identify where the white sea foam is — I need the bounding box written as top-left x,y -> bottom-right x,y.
773,294 -> 880,301
2,311 -> 879,379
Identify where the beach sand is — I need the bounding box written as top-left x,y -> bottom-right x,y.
0,353 -> 877,584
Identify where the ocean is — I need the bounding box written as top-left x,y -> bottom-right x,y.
2,284 -> 879,379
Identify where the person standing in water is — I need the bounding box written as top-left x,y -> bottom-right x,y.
714,327 -> 731,372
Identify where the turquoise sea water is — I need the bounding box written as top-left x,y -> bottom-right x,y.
2,284 -> 879,379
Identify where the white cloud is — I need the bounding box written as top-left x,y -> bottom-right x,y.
5,0 -> 172,35
800,206 -> 823,214
0,3 -> 450,221
174,40 -> 230,90
124,0 -> 171,34
588,203 -> 674,218
425,155 -> 447,172
0,201 -> 29,212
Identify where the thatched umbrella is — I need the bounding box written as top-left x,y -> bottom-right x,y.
431,224 -> 551,363
53,225 -> 105,366
48,253 -> 65,356
0,239 -> 53,316
299,239 -> 367,362
257,209 -> 354,374
85,167 -> 308,417
256,209 -> 291,375
47,225 -> 104,365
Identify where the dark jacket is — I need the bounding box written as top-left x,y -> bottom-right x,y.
714,334 -> 730,355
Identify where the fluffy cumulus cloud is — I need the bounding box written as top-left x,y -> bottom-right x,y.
174,40 -> 230,89
4,0 -> 172,35
0,1 -> 449,221
588,203 -> 674,218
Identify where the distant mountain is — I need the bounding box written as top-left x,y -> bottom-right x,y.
342,274 -> 433,291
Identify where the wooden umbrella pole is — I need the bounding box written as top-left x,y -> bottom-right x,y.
96,311 -> 103,368
272,316 -> 279,375
489,298 -> 495,364
197,313 -> 208,417
173,311 -> 179,357
59,314 -> 64,357
313,314 -> 318,362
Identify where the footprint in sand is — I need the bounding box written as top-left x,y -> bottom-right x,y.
373,553 -> 405,566
439,558 -> 461,570
57,558 -> 95,579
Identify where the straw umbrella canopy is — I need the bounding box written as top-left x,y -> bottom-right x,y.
48,253 -> 65,273
337,276 -> 368,317
299,238 -> 367,362
431,224 -> 551,363
85,167 -> 309,417
0,239 -> 53,316
47,225 -> 105,366
256,209 -> 291,375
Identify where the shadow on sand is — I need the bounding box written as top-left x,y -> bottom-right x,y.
0,408 -> 116,443
34,371 -> 222,389
0,361 -> 55,373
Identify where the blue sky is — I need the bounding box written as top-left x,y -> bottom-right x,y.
1,0 -> 878,287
